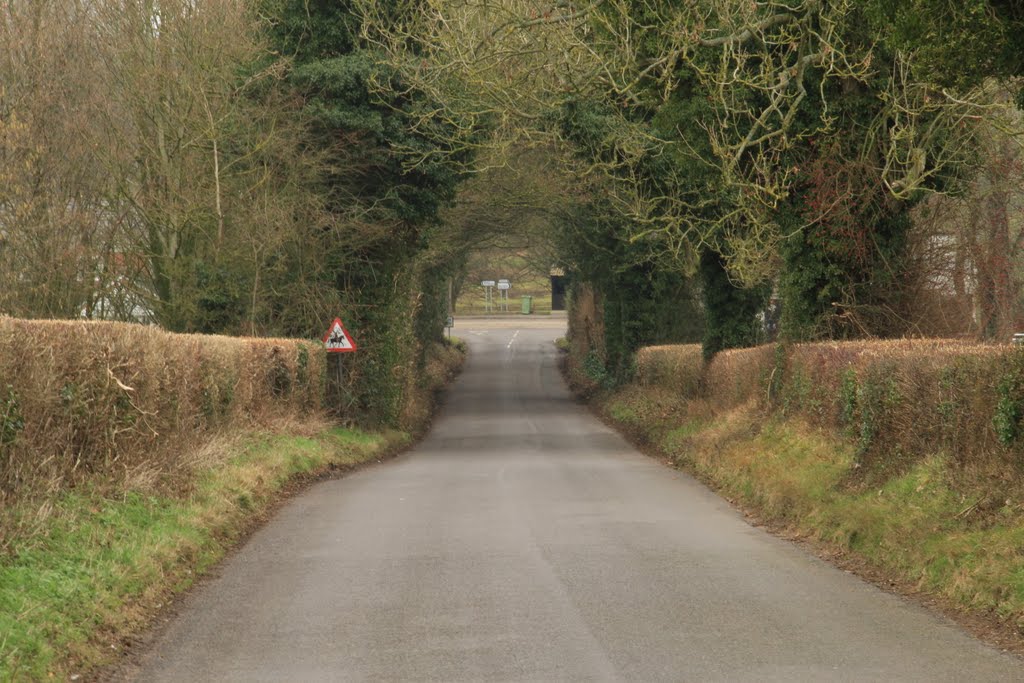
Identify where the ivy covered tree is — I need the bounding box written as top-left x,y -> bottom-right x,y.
554,99 -> 706,378
261,0 -> 473,424
571,0 -> 1013,342
864,0 -> 1024,92
556,200 -> 704,381
698,250 -> 770,360
264,0 -> 465,229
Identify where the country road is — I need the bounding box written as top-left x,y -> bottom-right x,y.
128,318 -> 1023,682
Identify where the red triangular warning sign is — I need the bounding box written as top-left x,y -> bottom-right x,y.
323,317 -> 357,353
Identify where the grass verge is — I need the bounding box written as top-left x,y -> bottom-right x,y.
0,423 -> 409,680
1,338 -> 464,680
594,383 -> 1024,647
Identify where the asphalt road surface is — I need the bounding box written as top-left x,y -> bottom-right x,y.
130,318 -> 1023,682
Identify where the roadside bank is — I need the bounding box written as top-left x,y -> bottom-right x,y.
561,339 -> 1024,655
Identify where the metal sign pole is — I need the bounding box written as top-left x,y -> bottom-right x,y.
339,353 -> 348,416
481,280 -> 497,314
322,317 -> 357,419
327,352 -> 344,417
496,279 -> 511,312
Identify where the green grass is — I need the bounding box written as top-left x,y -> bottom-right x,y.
455,291 -> 554,315
606,402 -> 639,424
455,250 -> 557,316
599,387 -> 1024,632
0,426 -> 400,680
662,420 -> 706,453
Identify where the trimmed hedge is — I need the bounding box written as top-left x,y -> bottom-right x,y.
0,317 -> 325,529
636,345 -> 703,397
635,339 -> 1023,479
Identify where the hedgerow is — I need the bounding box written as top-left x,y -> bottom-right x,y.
0,317 -> 325,547
632,338 -> 1024,487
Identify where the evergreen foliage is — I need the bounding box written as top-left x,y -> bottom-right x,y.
558,201 -> 704,383
699,250 -> 769,360
261,0 -> 470,425
864,0 -> 1024,91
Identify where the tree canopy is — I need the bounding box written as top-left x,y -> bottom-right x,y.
3,0 -> 1024,409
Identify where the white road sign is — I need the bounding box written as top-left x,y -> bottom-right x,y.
323,317 -> 357,353
497,282 -> 511,290
482,280 -> 496,287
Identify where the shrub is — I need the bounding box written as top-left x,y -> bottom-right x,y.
0,316 -> 326,535
704,344 -> 776,411
635,345 -> 703,397
635,337 -> 1020,481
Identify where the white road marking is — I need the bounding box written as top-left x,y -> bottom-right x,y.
507,330 -> 520,349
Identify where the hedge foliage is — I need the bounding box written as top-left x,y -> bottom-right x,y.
634,339 -> 1024,482
0,317 -> 325,523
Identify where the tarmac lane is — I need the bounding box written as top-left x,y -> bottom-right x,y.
127,317 -> 1024,682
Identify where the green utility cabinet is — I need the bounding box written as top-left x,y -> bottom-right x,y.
521,296 -> 533,314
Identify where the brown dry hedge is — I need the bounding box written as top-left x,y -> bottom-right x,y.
635,339 -> 1024,480
0,317 -> 326,517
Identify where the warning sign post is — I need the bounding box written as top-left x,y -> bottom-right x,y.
323,317 -> 357,416
323,318 -> 357,352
